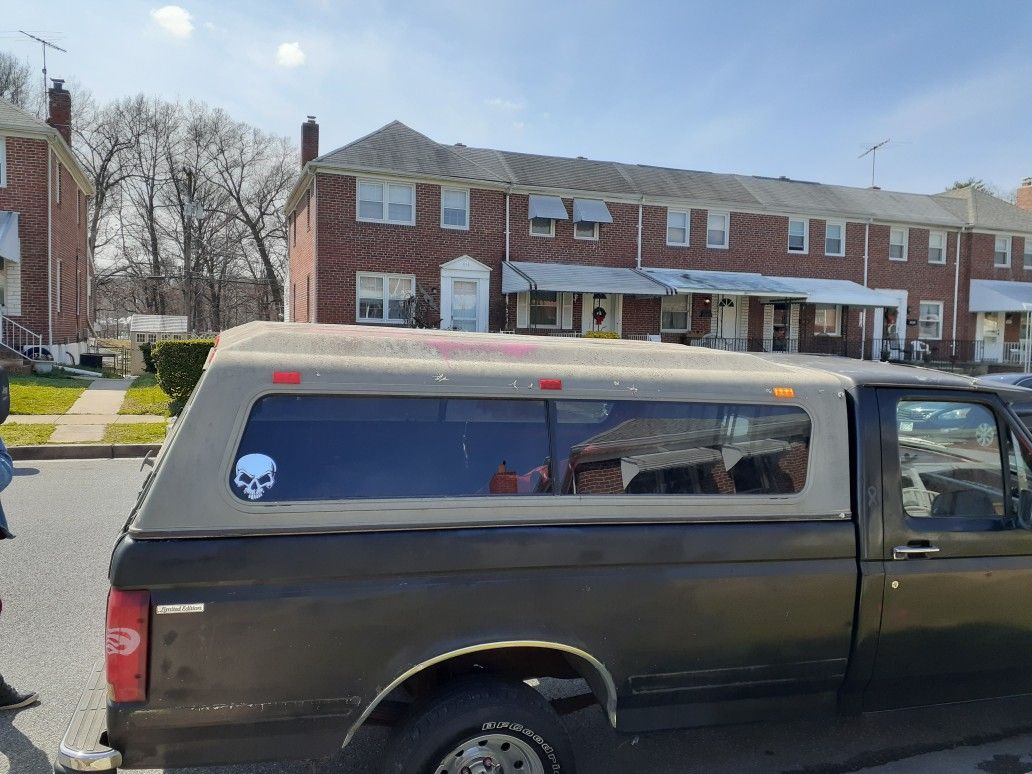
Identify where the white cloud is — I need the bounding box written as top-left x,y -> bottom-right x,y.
484,97 -> 525,111
150,5 -> 194,39
276,42 -> 306,68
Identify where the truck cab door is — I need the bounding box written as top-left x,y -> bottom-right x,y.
865,389 -> 1032,710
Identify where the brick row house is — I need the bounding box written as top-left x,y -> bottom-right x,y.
286,119 -> 1032,365
0,81 -> 93,364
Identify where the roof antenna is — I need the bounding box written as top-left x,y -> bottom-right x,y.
858,139 -> 890,188
19,31 -> 67,109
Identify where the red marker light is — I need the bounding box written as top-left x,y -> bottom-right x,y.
273,371 -> 302,385
539,378 -> 563,391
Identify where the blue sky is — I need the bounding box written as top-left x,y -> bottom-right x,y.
6,1 -> 1032,194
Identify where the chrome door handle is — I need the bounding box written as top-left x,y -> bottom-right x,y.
893,545 -> 941,560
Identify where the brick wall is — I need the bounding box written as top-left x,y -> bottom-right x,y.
288,184 -> 316,322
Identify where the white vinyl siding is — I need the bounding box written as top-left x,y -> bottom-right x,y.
824,221 -> 845,256
706,211 -> 729,248
889,227 -> 908,261
357,179 -> 415,225
356,272 -> 415,324
660,294 -> 692,332
994,235 -> 1012,268
813,304 -> 841,336
666,209 -> 689,246
788,218 -> 808,253
928,231 -> 946,264
440,187 -> 469,230
918,301 -> 943,340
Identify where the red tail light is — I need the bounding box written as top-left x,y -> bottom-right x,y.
106,588 -> 150,703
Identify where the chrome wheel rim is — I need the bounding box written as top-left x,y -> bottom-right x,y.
975,422 -> 996,447
434,732 -> 545,774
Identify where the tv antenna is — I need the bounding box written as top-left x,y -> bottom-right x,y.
19,31 -> 67,106
858,139 -> 891,188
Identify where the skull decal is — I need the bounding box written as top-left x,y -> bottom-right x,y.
234,453 -> 277,500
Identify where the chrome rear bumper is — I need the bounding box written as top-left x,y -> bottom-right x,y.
55,659 -> 122,772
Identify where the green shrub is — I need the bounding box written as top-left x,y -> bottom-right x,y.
582,330 -> 621,339
153,339 -> 215,406
139,342 -> 157,373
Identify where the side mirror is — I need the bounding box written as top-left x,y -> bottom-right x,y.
0,366 -> 10,425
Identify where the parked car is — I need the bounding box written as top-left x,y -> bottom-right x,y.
977,372 -> 1032,390
56,324 -> 1032,774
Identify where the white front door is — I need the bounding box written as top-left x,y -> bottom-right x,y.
873,288 -> 908,360
581,293 -> 622,334
440,255 -> 492,332
711,295 -> 741,339
977,312 -> 1004,362
449,278 -> 481,332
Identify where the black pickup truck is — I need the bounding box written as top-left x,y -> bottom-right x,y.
56,323 -> 1032,774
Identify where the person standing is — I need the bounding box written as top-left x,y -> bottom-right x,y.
0,434 -> 38,711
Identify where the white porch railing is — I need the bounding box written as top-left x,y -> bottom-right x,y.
0,315 -> 42,359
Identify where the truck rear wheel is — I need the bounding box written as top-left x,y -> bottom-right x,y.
381,676 -> 576,774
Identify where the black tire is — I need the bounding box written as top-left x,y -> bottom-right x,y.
381,676 -> 576,774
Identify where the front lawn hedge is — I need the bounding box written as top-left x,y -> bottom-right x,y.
582,330 -> 621,339
153,339 -> 215,406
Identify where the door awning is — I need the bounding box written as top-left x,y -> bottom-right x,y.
527,195 -> 569,221
0,211 -> 20,263
572,198 -> 613,224
782,277 -> 898,307
502,261 -> 673,295
969,279 -> 1032,312
642,268 -> 808,298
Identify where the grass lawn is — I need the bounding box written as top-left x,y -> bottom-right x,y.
118,373 -> 170,416
10,374 -> 89,415
103,422 -> 168,445
2,424 -> 56,446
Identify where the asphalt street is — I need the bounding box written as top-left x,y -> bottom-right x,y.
3,459 -> 1032,773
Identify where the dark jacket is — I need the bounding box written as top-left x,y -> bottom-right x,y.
0,437 -> 12,538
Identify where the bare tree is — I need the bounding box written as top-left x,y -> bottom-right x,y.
0,51 -> 39,112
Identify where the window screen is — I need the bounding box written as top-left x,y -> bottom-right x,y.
554,400 -> 811,495
231,396 -> 551,502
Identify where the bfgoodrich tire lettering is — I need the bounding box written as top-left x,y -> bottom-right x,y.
381,676 -> 576,774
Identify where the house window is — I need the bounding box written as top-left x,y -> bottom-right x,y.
825,221 -> 845,256
306,189 -> 311,231
1024,238 -> 1032,270
666,209 -> 689,246
889,227 -> 908,261
574,220 -> 598,240
0,137 -> 6,187
918,301 -> 943,340
356,272 -> 415,324
55,161 -> 62,205
76,190 -> 81,226
994,236 -> 1012,268
440,187 -> 469,230
660,294 -> 691,332
529,291 -> 560,327
530,217 -> 554,237
813,304 -> 841,336
292,213 -> 296,246
928,231 -> 946,264
356,180 -> 415,225
788,218 -> 808,253
56,260 -> 62,312
306,275 -> 311,320
706,211 -> 729,248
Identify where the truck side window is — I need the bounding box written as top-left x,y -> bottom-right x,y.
553,400 -> 811,495
231,396 -> 551,502
896,400 -> 1006,519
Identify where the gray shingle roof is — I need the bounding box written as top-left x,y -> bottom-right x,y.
0,98 -> 56,135
313,121 -> 1032,232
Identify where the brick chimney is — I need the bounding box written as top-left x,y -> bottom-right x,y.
47,79 -> 72,145
1017,177 -> 1032,213
301,116 -> 319,167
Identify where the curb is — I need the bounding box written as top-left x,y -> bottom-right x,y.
10,443 -> 161,461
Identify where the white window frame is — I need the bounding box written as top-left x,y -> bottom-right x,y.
440,186 -> 469,231
530,217 -> 555,238
0,137 -> 6,187
787,217 -> 809,254
706,210 -> 729,249
56,260 -> 62,312
928,230 -> 947,264
824,221 -> 846,257
529,290 -> 561,329
918,300 -> 943,341
660,293 -> 692,332
356,178 -> 416,226
573,220 -> 598,241
994,235 -> 1012,268
889,227 -> 908,261
813,303 -> 841,336
1024,237 -> 1032,270
666,209 -> 690,246
355,271 -> 415,325
55,160 -> 62,205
